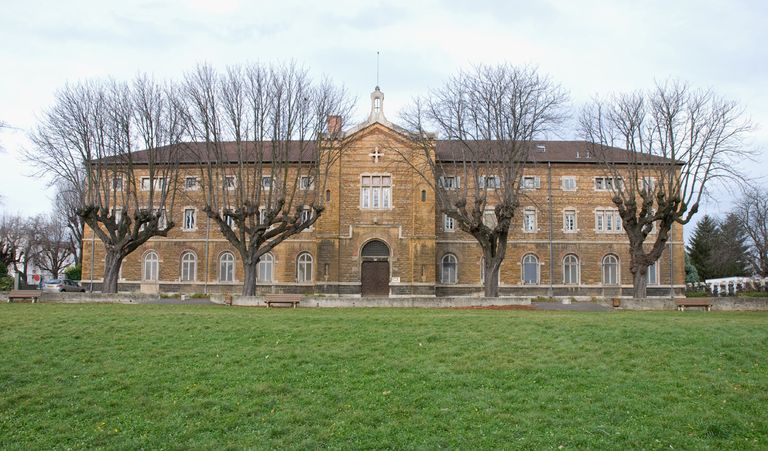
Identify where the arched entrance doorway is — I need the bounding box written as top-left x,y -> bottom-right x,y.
361,240 -> 390,297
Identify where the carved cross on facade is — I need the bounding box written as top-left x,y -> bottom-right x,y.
369,147 -> 383,163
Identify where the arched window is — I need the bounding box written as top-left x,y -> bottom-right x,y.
143,251 -> 159,281
522,254 -> 539,284
602,254 -> 619,285
563,254 -> 579,285
180,251 -> 197,282
441,254 -> 458,284
297,253 -> 313,283
258,253 -> 274,282
219,252 -> 235,283
647,260 -> 658,285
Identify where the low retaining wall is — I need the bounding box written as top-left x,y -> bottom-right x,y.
211,295 -> 531,308
601,297 -> 768,311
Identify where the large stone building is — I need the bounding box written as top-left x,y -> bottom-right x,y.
82,87 -> 685,298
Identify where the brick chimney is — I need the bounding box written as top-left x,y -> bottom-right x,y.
327,115 -> 342,135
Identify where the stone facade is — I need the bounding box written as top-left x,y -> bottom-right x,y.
82,88 -> 685,298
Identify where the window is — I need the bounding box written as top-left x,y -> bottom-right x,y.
438,176 -> 459,190
180,252 -> 197,282
258,207 -> 268,225
261,176 -> 272,189
326,190 -> 331,202
483,209 -> 497,228
140,177 -> 167,192
297,253 -> 313,283
522,254 -> 539,284
602,254 -> 619,285
360,175 -> 392,209
522,176 -> 540,190
594,176 -> 623,191
219,252 -> 235,282
143,251 -> 159,281
112,176 -> 123,191
523,208 -> 537,233
258,253 -> 274,282
561,176 -> 576,191
647,261 -> 658,285
222,209 -> 235,228
299,176 -> 313,190
154,209 -> 168,230
478,175 -> 500,189
563,209 -> 577,232
421,190 -> 426,202
441,254 -> 458,284
183,208 -> 196,231
563,254 -> 579,285
112,207 -> 123,224
300,207 -> 313,227
185,176 -> 198,191
443,214 -> 455,232
595,209 -> 622,233
641,177 -> 655,193
224,175 -> 236,190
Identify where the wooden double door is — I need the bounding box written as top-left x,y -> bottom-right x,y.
361,260 -> 390,297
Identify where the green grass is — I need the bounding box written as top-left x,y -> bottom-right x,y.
1,305 -> 767,449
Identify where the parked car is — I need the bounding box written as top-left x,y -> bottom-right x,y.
43,279 -> 85,293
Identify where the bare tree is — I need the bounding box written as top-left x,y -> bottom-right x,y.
27,76 -> 184,293
32,213 -> 74,279
0,215 -> 22,275
734,188 -> 768,277
401,64 -> 568,297
53,181 -> 85,266
180,63 -> 353,296
581,81 -> 753,298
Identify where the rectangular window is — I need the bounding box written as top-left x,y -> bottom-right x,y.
561,176 -> 576,191
595,176 -> 622,191
439,176 -> 459,190
523,208 -> 537,232
140,177 -> 167,191
113,207 -> 123,224
360,175 -> 392,209
300,176 -> 313,190
112,176 -> 123,191
483,209 -> 497,228
185,176 -> 198,191
444,214 -> 455,232
261,176 -> 272,189
224,176 -> 236,190
156,209 -> 167,229
300,208 -> 313,226
564,209 -> 576,232
183,208 -> 195,230
522,176 -> 540,190
647,261 -> 658,285
595,209 -> 622,233
478,175 -> 500,189
641,177 -> 655,193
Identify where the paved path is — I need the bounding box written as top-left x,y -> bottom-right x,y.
532,301 -> 612,312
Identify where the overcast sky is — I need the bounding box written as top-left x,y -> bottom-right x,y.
1,0 -> 766,233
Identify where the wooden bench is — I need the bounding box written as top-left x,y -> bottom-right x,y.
8,290 -> 43,303
675,299 -> 712,311
264,294 -> 302,308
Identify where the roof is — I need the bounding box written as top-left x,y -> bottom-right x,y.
97,140 -> 679,166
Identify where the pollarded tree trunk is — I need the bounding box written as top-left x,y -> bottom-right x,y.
632,269 -> 649,299
242,260 -> 259,296
483,255 -> 502,298
102,249 -> 123,293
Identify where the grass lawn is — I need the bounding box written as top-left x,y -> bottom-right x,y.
1,305 -> 767,449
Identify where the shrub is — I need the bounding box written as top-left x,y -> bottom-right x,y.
64,264 -> 82,281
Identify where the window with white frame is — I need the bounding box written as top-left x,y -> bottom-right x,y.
300,207 -> 313,227
522,254 -> 539,284
140,177 -> 167,191
647,260 -> 658,285
112,207 -> 123,224
185,176 -> 198,191
641,176 -> 655,193
522,176 -> 540,190
219,252 -> 235,282
483,209 -> 497,228
441,254 -> 458,284
438,176 -> 459,190
443,214 -> 455,232
258,207 -> 268,225
154,208 -> 168,230
299,176 -> 314,190
478,175 -> 500,189
563,209 -> 577,232
595,208 -> 622,233
223,175 -> 236,190
297,252 -> 313,283
180,252 -> 197,282
360,175 -> 392,209
594,176 -> 622,191
561,176 -> 577,191
523,208 -> 537,232
258,253 -> 274,282
563,254 -> 579,285
183,208 -> 196,230
112,176 -> 123,191
602,254 -> 619,285
261,176 -> 272,189
143,251 -> 159,281
222,209 -> 235,228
